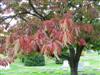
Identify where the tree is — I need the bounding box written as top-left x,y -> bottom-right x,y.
0,0 -> 99,75
3,11 -> 94,75
33,12 -> 94,75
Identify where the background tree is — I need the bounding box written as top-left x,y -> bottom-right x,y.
0,0 -> 99,30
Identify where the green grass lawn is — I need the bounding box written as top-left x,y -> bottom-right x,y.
0,53 -> 100,75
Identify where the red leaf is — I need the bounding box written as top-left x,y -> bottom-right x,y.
19,36 -> 34,54
0,46 -> 4,53
43,19 -> 58,33
59,18 -> 74,31
41,41 -> 61,56
79,24 -> 94,33
78,38 -> 86,46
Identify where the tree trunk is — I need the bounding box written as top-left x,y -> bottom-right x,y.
68,60 -> 78,75
70,65 -> 78,75
68,45 -> 84,75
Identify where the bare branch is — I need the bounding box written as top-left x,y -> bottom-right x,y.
28,0 -> 45,20
0,11 -> 41,23
5,18 -> 13,29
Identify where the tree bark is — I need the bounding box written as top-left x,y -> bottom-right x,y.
68,45 -> 84,75
68,57 -> 79,75
68,59 -> 78,75
70,66 -> 78,75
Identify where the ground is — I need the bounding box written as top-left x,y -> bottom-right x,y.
0,52 -> 100,75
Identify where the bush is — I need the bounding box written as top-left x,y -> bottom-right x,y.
22,52 -> 45,66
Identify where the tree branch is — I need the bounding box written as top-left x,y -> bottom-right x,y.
28,0 -> 45,20
0,11 -> 41,23
0,11 -> 43,29
75,45 -> 84,63
5,18 -> 13,29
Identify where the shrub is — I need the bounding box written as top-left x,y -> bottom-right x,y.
22,52 -> 45,66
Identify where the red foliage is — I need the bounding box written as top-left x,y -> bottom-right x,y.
34,29 -> 49,48
0,59 -> 8,66
19,36 -> 25,50
19,36 -> 34,54
59,17 -> 74,32
6,11 -> 93,57
0,46 -> 4,53
59,16 -> 75,45
43,19 -> 58,33
51,29 -> 63,42
29,40 -> 38,51
5,36 -> 13,45
82,24 -> 94,33
78,38 -> 86,46
39,12 -> 93,55
41,41 -> 61,56
77,24 -> 94,33
65,31 -> 75,44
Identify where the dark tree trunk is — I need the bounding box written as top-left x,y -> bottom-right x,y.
70,66 -> 78,75
69,62 -> 78,75
68,45 -> 84,75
